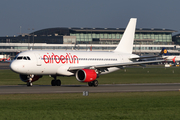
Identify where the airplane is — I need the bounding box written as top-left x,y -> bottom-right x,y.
10,18 -> 164,87
160,47 -> 180,65
0,57 -> 11,62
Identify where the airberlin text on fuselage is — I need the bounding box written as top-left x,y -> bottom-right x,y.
43,53 -> 79,64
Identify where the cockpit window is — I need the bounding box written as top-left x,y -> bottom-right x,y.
17,56 -> 23,60
13,54 -> 20,60
15,56 -> 31,60
23,56 -> 27,60
27,57 -> 31,60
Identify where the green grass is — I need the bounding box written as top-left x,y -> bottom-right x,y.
1,67 -> 180,85
1,67 -> 180,119
0,92 -> 180,120
100,67 -> 180,84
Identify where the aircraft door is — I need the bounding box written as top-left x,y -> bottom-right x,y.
34,53 -> 42,66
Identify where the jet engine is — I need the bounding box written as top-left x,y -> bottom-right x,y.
19,74 -> 42,82
76,69 -> 97,82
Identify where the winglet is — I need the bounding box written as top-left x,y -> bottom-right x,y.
114,18 -> 137,54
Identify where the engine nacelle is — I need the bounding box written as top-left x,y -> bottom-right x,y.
19,74 -> 42,82
76,69 -> 97,82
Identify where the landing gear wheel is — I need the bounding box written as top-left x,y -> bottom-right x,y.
56,79 -> 61,86
88,82 -> 93,87
88,80 -> 98,87
51,79 -> 61,86
27,75 -> 33,87
93,80 -> 98,87
51,80 -> 56,86
27,82 -> 32,87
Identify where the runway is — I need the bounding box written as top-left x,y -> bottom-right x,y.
0,62 -> 10,69
0,63 -> 180,94
1,83 -> 180,94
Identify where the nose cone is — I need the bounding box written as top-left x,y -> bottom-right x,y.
10,61 -> 18,73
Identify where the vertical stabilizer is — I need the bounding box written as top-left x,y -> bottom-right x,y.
114,18 -> 137,53
159,47 -> 170,56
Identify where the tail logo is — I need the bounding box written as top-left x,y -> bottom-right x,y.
172,56 -> 176,63
164,49 -> 167,54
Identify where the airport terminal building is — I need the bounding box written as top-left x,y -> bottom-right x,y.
0,27 -> 179,58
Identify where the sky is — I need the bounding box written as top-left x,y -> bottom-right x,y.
0,0 -> 180,36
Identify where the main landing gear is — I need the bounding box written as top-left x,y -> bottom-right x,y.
51,75 -> 61,86
88,80 -> 98,87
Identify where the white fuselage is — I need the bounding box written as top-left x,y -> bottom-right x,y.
163,55 -> 180,62
10,50 -> 138,76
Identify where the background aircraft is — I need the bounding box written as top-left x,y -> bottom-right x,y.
10,18 -> 163,86
0,55 -> 11,62
160,47 -> 180,66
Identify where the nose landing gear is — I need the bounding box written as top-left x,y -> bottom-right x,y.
27,75 -> 33,87
27,81 -> 33,86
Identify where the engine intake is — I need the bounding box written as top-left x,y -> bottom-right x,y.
76,69 -> 97,82
20,74 -> 42,82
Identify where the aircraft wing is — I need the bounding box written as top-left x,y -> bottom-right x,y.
129,55 -> 161,61
68,59 -> 164,71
